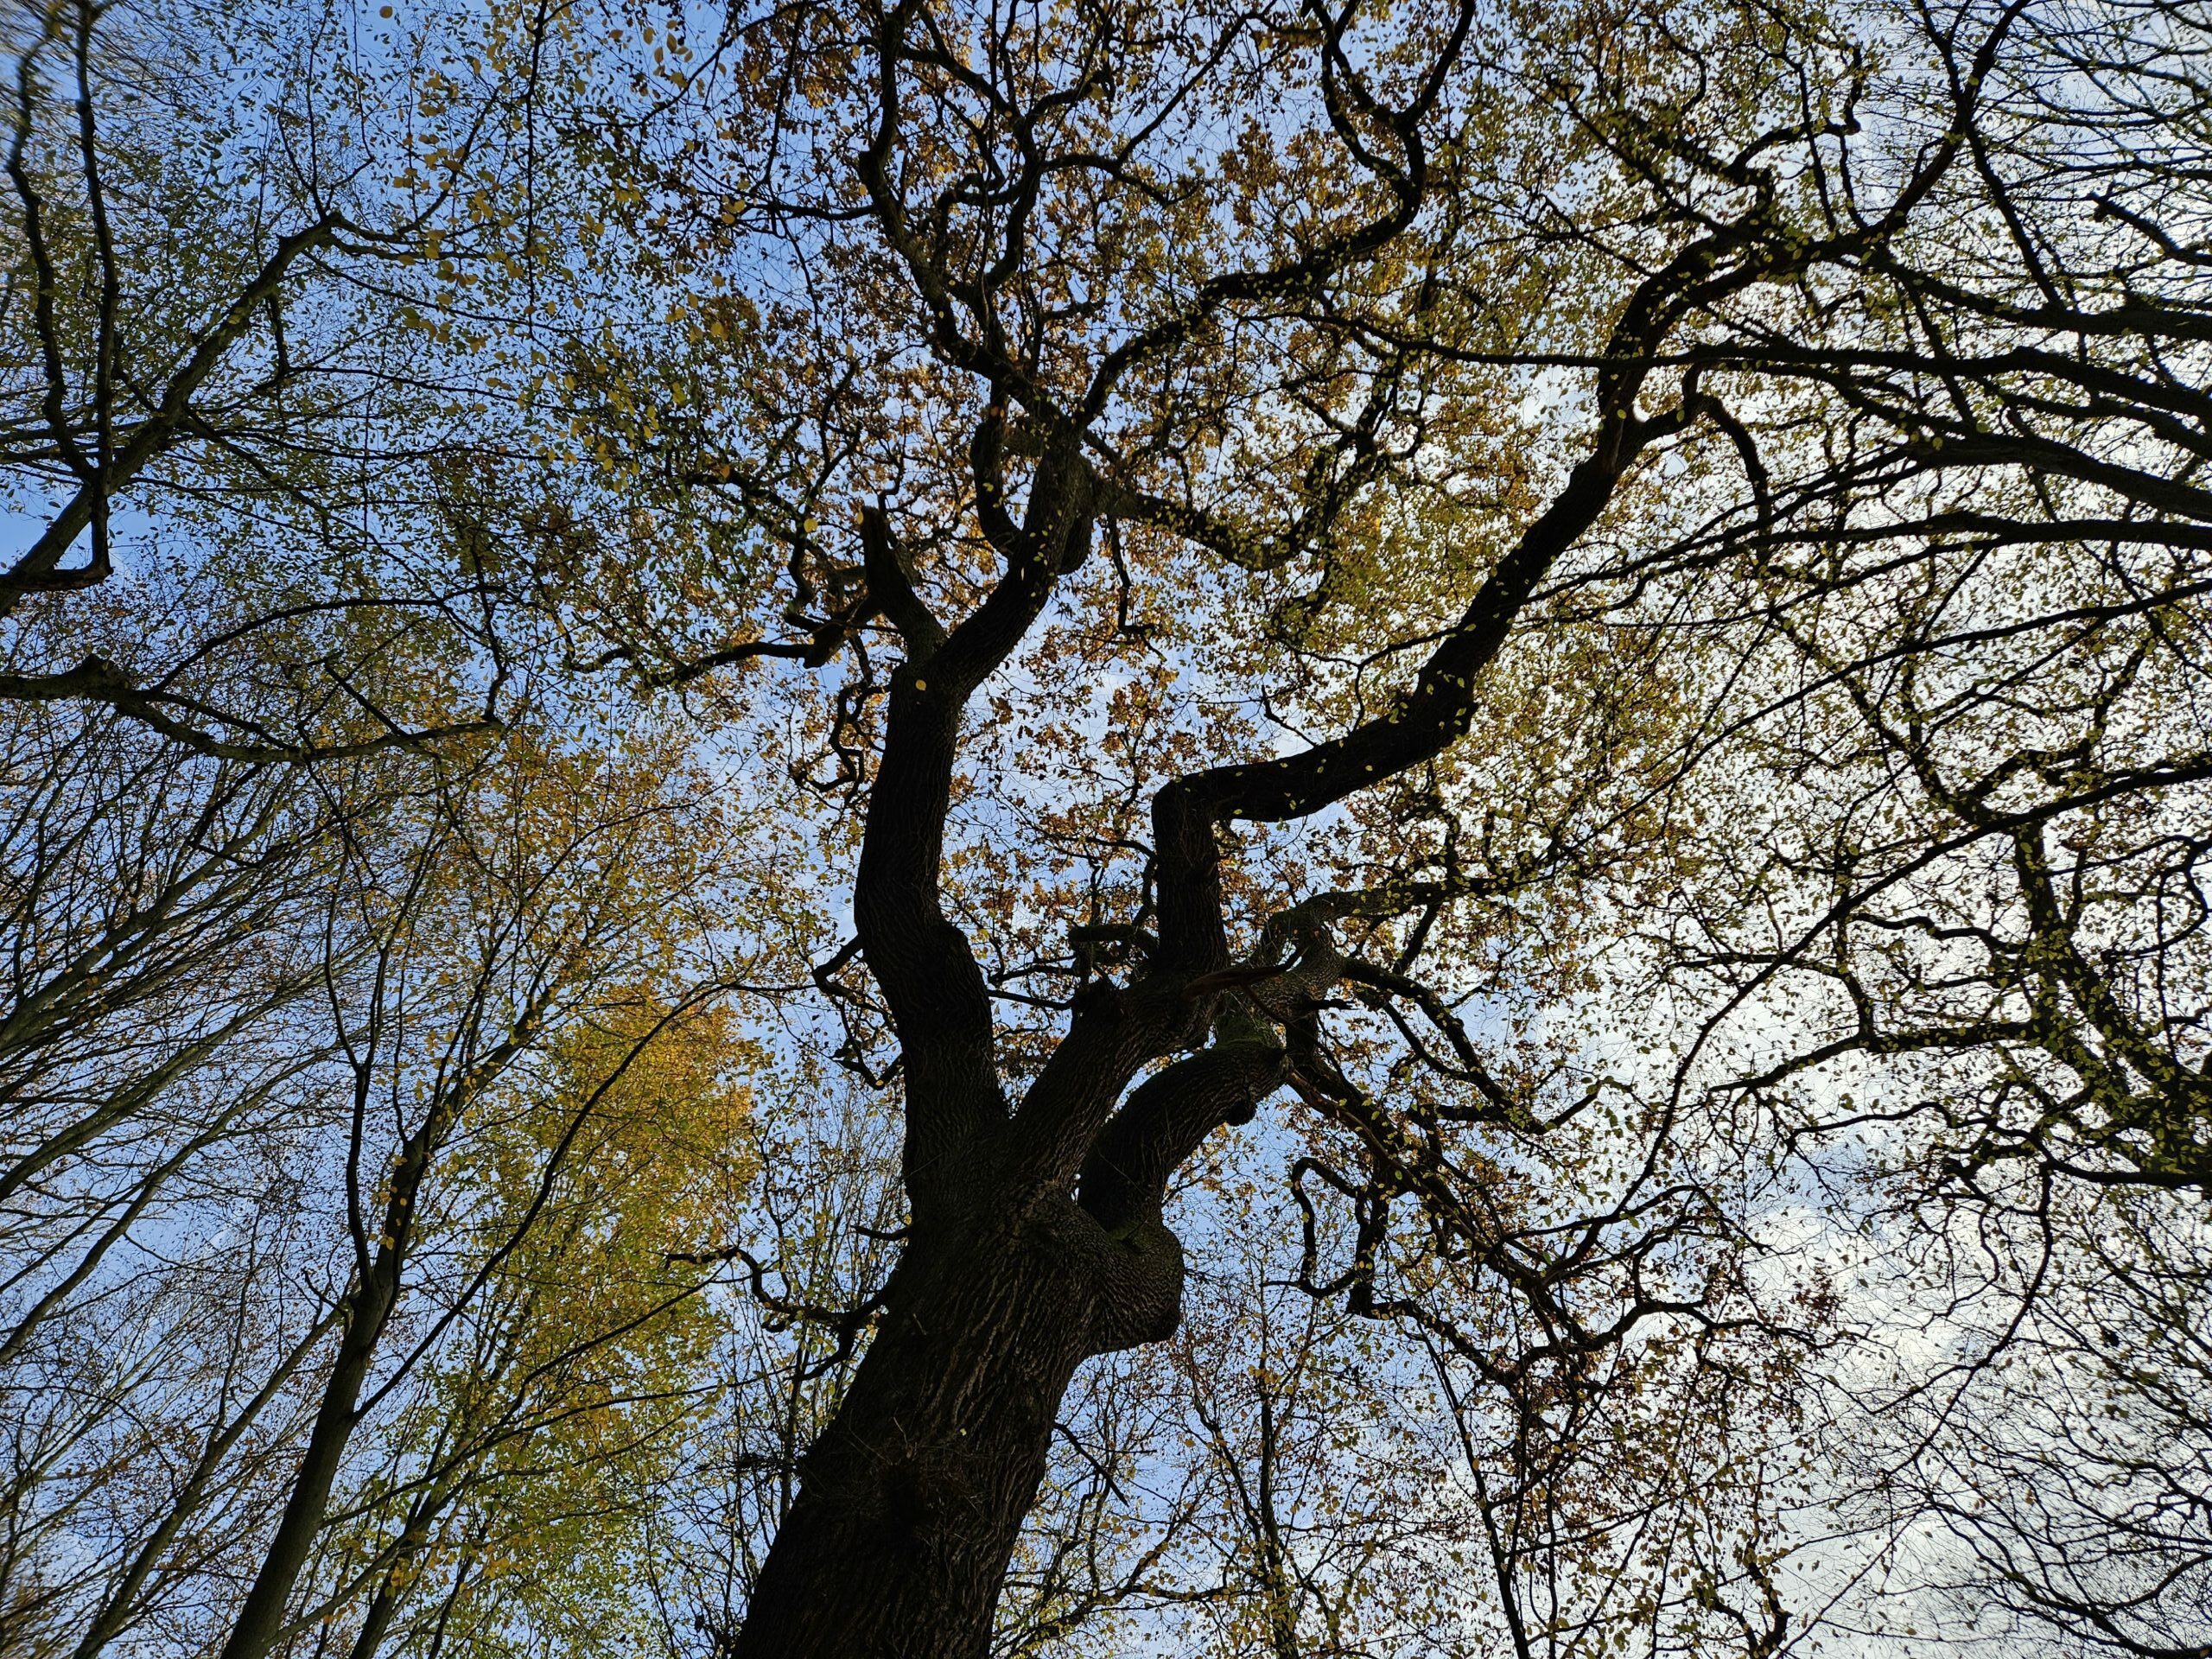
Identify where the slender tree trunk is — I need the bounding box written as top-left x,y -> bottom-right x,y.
213,1273 -> 397,1659
69,1312 -> 340,1659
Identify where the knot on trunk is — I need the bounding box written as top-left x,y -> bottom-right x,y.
1179,893 -> 1347,1022
1086,1214 -> 1185,1352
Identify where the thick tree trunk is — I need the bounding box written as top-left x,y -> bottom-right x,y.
730,1186 -> 1183,1658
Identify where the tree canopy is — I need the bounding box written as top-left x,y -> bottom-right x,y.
3,0 -> 2210,1655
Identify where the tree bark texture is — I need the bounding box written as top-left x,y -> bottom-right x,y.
735,1020 -> 1285,1655
733,1190 -> 1187,1656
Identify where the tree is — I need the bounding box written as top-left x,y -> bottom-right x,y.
550,0 -> 2212,1649
11,0 -> 2212,1654
0,0 -> 587,758
1552,0 -> 2212,1645
537,0 -> 1926,1649
0,8 -> 804,1656
308,995 -> 759,1659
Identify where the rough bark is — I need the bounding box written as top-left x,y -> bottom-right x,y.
732,1192 -> 1179,1656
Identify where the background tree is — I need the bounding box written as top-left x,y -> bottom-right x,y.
0,0 -> 593,756
1549,0 -> 2212,1646
0,10 -> 787,1653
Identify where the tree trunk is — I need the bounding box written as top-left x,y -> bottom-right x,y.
730,1185 -> 1184,1658
213,1272 -> 397,1659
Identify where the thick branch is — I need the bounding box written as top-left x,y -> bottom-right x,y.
852,429 -> 1096,1217
0,656 -> 500,761
1077,1025 -> 1286,1232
